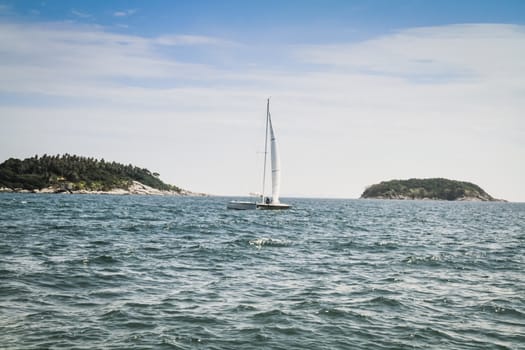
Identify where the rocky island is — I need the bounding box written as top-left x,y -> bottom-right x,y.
361,178 -> 502,201
0,154 -> 202,196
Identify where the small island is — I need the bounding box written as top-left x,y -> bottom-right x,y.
0,154 -> 200,196
361,178 -> 502,201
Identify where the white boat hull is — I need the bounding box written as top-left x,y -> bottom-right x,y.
227,201 -> 257,210
227,201 -> 291,210
256,203 -> 291,210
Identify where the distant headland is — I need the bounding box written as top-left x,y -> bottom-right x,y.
361,178 -> 504,202
0,154 -> 203,196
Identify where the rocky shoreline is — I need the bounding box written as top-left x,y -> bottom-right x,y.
361,194 -> 506,202
0,181 -> 206,197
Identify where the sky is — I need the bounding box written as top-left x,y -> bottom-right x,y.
0,0 -> 524,201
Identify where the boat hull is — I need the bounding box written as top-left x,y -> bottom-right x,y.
227,201 -> 257,210
256,203 -> 291,210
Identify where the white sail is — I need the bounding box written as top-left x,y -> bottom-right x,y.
229,97 -> 289,210
269,113 -> 281,204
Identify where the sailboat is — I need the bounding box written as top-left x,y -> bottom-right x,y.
227,98 -> 291,210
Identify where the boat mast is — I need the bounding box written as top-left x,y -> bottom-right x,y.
261,98 -> 270,201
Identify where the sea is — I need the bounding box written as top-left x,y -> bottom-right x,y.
0,194 -> 523,349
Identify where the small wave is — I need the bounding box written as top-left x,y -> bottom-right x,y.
366,296 -> 404,308
143,245 -> 162,252
375,240 -> 399,249
26,310 -> 60,321
249,237 -> 289,248
248,312 -> 300,334
90,255 -> 119,264
89,290 -> 124,299
121,321 -> 157,330
403,254 -> 444,266
0,284 -> 32,297
316,307 -> 369,320
253,309 -> 289,319
100,308 -> 130,321
477,302 -> 525,319
231,304 -> 258,313
266,325 -> 304,336
336,240 -> 354,248
90,240 -> 111,247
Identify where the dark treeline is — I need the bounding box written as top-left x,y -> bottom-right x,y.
0,154 -> 180,192
361,178 -> 494,201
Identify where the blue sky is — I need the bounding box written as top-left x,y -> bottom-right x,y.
1,1 -> 524,200
5,1 -> 524,38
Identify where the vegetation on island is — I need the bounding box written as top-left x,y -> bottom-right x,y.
361,178 -> 498,201
0,154 -> 181,193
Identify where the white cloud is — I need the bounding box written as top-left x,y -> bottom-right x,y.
71,9 -> 91,18
296,24 -> 525,84
155,34 -> 237,47
0,20 -> 523,201
113,9 -> 137,17
0,22 -> 226,96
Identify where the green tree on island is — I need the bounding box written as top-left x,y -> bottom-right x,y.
0,154 -> 181,193
361,178 -> 497,201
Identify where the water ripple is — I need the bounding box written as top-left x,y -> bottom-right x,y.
0,194 -> 524,349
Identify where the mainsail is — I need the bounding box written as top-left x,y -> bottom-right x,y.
256,98 -> 290,209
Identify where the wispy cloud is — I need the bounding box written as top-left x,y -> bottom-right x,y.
155,34 -> 237,47
113,9 -> 137,17
295,24 -> 525,84
71,9 -> 91,18
0,21 -> 233,98
0,20 -> 523,199
1,21 -> 522,117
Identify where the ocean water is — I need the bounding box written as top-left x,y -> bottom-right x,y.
0,194 -> 523,350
